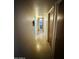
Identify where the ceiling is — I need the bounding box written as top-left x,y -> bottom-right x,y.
14,0 -> 56,17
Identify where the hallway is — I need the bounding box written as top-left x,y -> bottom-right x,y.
14,0 -> 53,59
14,0 -> 64,59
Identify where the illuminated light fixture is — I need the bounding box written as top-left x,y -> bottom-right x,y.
35,6 -> 39,18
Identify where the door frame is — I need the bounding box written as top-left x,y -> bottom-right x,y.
48,0 -> 62,58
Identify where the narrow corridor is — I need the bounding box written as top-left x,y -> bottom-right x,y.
14,0 -> 64,59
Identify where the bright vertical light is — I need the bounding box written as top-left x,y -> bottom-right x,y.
35,6 -> 38,17
36,44 -> 40,51
34,6 -> 39,40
